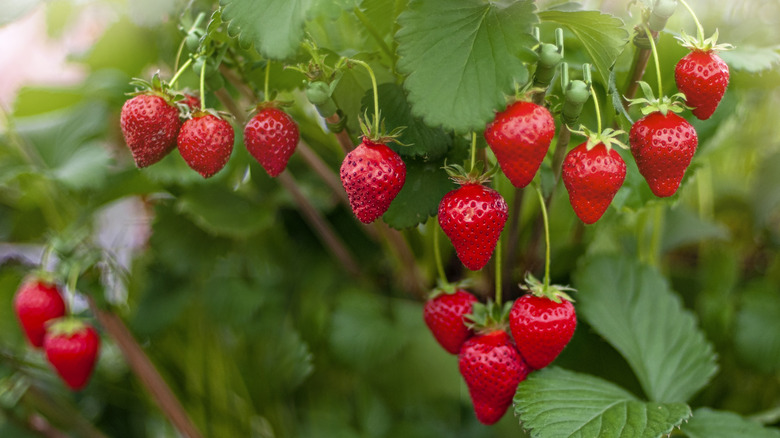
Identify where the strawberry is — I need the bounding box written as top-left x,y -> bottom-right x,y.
177,112 -> 235,178
44,319 -> 100,391
484,101 -> 555,188
423,288 -> 478,354
509,293 -> 576,370
459,329 -> 530,425
675,50 -> 729,120
244,107 -> 300,177
562,135 -> 626,224
438,181 -> 507,271
340,137 -> 406,224
629,111 -> 698,197
120,94 -> 181,167
181,94 -> 201,112
13,278 -> 67,348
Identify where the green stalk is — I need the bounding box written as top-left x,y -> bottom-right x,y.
649,204 -> 664,267
644,24 -> 663,96
495,239 -> 503,304
433,222 -> 447,284
589,84 -> 602,134
533,184 -> 551,288
199,56 -> 207,111
263,60 -> 271,102
677,0 -> 706,42
169,57 -> 194,88
349,59 -> 380,134
470,132 -> 477,171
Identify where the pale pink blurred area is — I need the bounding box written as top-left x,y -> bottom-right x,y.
0,3 -> 113,108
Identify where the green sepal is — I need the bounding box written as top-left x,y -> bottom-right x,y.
465,299 -> 512,334
520,272 -> 576,304
569,125 -> 628,152
45,317 -> 90,337
676,29 -> 735,52
358,110 -> 407,145
427,279 -> 474,300
626,81 -> 689,116
442,162 -> 498,186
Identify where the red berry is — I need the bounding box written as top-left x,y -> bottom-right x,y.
675,50 -> 729,120
484,101 -> 555,188
458,330 -> 530,425
177,113 -> 235,178
562,142 -> 626,224
629,111 -> 698,198
509,294 -> 576,370
13,278 -> 67,348
120,94 -> 181,167
423,289 -> 478,354
340,138 -> 406,224
44,322 -> 100,391
438,184 -> 507,271
181,94 -> 201,112
244,107 -> 300,177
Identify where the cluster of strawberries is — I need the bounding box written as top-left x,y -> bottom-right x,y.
13,277 -> 100,391
120,79 -> 299,179
423,285 -> 576,425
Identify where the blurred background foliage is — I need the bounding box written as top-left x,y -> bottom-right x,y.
0,0 -> 779,437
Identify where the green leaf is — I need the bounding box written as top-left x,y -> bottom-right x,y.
361,83 -> 451,160
752,151 -> 780,228
734,280 -> 780,373
220,0 -> 312,60
382,158 -> 455,229
515,367 -> 692,438
681,408 -> 780,438
661,205 -> 729,252
51,142 -> 112,190
396,0 -> 537,132
539,9 -> 629,84
720,46 -> 780,74
177,185 -> 275,239
574,255 -> 717,403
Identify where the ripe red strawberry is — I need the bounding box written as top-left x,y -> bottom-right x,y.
177,112 -> 235,178
562,141 -> 626,224
484,101 -> 555,188
629,111 -> 698,197
340,138 -> 406,223
44,320 -> 100,391
423,289 -> 478,354
439,183 -> 507,271
13,278 -> 67,348
181,94 -> 201,112
509,294 -> 576,370
675,50 -> 729,120
244,107 -> 300,177
459,330 -> 531,425
120,94 -> 181,167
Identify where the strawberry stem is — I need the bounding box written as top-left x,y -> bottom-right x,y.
495,238 -> 503,304
470,132 -> 477,172
590,83 -> 603,134
644,24 -> 663,97
169,57 -> 194,88
433,221 -> 447,284
66,261 -> 79,315
677,0 -> 706,43
533,184 -> 551,288
199,55 -> 207,112
349,59 -> 380,135
263,60 -> 271,103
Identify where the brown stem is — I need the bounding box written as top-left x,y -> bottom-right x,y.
277,170 -> 362,276
20,385 -> 107,438
326,113 -> 355,154
297,140 -> 349,205
375,223 -> 427,299
622,30 -> 658,107
219,65 -> 257,105
214,89 -> 246,126
87,299 -> 204,438
550,124 -> 572,192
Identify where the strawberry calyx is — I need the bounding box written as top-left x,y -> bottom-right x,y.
45,317 -> 90,338
627,81 -> 689,116
443,162 -> 498,186
127,73 -> 185,106
465,300 -> 512,335
358,111 -> 406,145
427,279 -> 473,300
676,29 -> 734,53
520,272 -> 576,304
569,125 -> 627,152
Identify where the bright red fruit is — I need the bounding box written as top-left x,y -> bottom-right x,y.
484,101 -> 555,188
120,94 -> 181,167
177,113 -> 235,178
244,107 -> 300,177
13,278 -> 67,348
459,330 -> 531,425
675,50 -> 729,120
181,94 -> 201,112
438,183 -> 507,271
44,321 -> 100,391
629,111 -> 698,198
423,289 -> 478,354
340,138 -> 406,224
562,142 -> 626,224
509,294 -> 576,370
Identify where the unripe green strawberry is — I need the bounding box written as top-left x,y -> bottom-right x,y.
509,294 -> 576,370
340,138 -> 406,224
13,278 -> 67,348
675,50 -> 729,120
562,141 -> 626,224
484,101 -> 555,188
120,94 -> 181,167
44,320 -> 100,391
629,111 -> 698,197
177,112 -> 235,178
423,289 -> 478,354
244,107 -> 300,177
438,183 -> 507,271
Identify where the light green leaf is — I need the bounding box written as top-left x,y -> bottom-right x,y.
574,255 -> 718,403
515,367 -> 692,438
220,0 -> 312,60
662,205 -> 729,252
382,158 -> 455,230
177,185 -> 275,238
752,151 -> 780,228
681,408 -> 780,438
539,9 -> 629,84
734,280 -> 780,373
396,0 -> 537,132
720,46 -> 780,74
361,83 -> 451,160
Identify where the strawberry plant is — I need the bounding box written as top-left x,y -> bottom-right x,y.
1,0 -> 780,437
